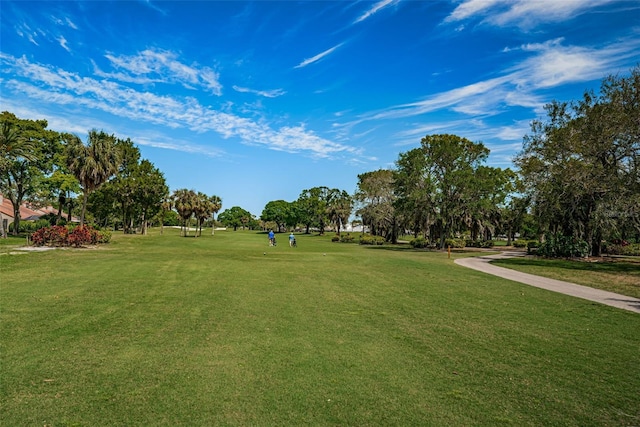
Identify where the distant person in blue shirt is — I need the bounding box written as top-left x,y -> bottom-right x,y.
268,229 -> 275,246
289,232 -> 296,247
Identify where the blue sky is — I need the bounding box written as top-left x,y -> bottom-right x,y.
1,1 -> 639,216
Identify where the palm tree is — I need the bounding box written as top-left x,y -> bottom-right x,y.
193,192 -> 211,237
209,195 -> 222,235
66,130 -> 121,226
172,188 -> 197,236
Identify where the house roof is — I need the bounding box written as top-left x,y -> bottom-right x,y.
0,196 -> 41,220
0,195 -> 79,222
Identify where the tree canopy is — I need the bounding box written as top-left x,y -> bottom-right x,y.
516,66 -> 640,255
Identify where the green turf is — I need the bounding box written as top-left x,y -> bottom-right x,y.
1,229 -> 639,426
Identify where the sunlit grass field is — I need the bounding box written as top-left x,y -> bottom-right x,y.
1,229 -> 639,426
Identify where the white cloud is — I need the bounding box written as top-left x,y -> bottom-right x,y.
102,48 -> 223,95
369,76 -> 510,120
57,36 -> 70,52
133,135 -> 226,158
354,0 -> 399,24
445,0 -> 617,29
444,0 -> 502,22
65,17 -> 78,30
504,37 -> 640,94
361,36 -> 639,123
295,43 -> 344,69
233,85 -> 286,98
0,53 -> 356,159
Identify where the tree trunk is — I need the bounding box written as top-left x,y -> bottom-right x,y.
141,211 -> 147,235
67,199 -> 73,222
11,203 -> 20,236
57,194 -> 65,224
80,191 -> 88,226
0,212 -> 6,238
592,229 -> 603,257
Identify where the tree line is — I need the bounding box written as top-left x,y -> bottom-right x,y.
1,67 -> 638,256
260,67 -> 639,256
0,115 -> 220,237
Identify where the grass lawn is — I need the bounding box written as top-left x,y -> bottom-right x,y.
1,229 -> 639,426
492,256 -> 640,299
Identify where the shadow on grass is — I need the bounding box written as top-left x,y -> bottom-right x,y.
361,244 -> 422,252
493,257 -> 640,275
360,244 -> 487,254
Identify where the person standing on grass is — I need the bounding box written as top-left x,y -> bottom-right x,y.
289,232 -> 295,247
268,229 -> 275,246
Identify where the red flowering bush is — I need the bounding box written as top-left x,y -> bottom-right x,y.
31,225 -> 109,247
31,225 -> 68,247
68,226 -> 94,247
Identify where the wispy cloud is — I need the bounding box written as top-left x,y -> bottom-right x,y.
294,43 -> 344,69
100,48 -> 223,95
445,0 -> 618,29
133,135 -> 226,158
16,23 -> 41,46
52,15 -> 78,30
354,0 -> 399,24
232,85 -> 286,98
360,36 -> 639,123
57,36 -> 71,52
138,0 -> 168,15
1,53 -> 357,159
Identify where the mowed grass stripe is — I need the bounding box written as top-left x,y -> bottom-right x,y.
1,229 -> 638,426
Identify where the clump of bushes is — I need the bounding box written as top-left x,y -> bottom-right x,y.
409,237 -> 439,249
537,233 -> 589,258
526,240 -> 540,254
464,239 -> 494,248
31,225 -> 111,247
604,240 -> 640,256
359,235 -> 385,245
512,240 -> 528,248
332,233 -> 355,243
444,238 -> 466,249
410,237 -> 429,248
340,233 -> 355,243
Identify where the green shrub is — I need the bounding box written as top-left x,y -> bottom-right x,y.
537,233 -> 590,258
339,233 -> 355,243
97,230 -> 112,244
410,237 -> 429,248
464,239 -> 495,248
513,240 -> 528,248
605,243 -> 640,256
331,235 -> 340,242
526,240 -> 540,254
359,235 -> 385,245
444,238 -> 465,249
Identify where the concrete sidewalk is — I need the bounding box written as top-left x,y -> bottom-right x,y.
454,251 -> 640,314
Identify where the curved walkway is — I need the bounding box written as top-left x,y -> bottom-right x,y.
454,251 -> 640,314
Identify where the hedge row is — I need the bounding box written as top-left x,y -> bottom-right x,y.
410,237 -> 494,249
